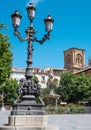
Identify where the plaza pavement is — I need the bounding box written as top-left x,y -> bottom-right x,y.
48,114 -> 91,130
0,110 -> 91,130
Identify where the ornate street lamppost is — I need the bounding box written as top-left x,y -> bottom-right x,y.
11,3 -> 54,115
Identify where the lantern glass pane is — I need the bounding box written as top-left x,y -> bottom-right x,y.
46,22 -> 53,32
27,9 -> 35,19
12,17 -> 20,28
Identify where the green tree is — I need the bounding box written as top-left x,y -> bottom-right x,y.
59,72 -> 76,103
3,79 -> 18,103
75,73 -> 91,101
40,87 -> 50,98
0,23 -> 13,87
0,23 -> 13,103
58,72 -> 91,103
87,74 -> 91,99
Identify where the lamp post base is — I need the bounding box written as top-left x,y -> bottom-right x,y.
11,95 -> 46,115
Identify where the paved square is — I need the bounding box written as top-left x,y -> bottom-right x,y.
48,114 -> 91,130
0,110 -> 91,130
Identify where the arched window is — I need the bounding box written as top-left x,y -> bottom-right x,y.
66,55 -> 71,64
76,54 -> 82,64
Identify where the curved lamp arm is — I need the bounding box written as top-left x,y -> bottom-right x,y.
34,32 -> 50,44
14,29 -> 29,42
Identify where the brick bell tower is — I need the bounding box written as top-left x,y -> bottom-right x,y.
64,48 -> 85,72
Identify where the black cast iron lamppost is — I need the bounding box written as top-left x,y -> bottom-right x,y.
11,3 -> 54,115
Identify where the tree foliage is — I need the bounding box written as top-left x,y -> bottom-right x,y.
75,73 -> 91,101
58,72 -> 91,103
0,23 -> 13,86
3,79 -> 18,103
40,87 -> 50,98
0,23 -> 15,103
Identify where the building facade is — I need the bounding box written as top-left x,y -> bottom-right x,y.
64,48 -> 85,72
11,67 -> 66,88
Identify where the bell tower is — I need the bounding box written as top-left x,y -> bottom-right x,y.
64,48 -> 85,72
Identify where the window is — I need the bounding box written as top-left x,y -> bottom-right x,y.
66,55 -> 71,64
76,54 -> 82,64
41,75 -> 45,83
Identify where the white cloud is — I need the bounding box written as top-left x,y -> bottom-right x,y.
27,0 -> 43,6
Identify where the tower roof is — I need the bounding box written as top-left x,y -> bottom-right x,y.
64,47 -> 85,52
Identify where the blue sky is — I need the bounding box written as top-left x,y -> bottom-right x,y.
0,0 -> 91,69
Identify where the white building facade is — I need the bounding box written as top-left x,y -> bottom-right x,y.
11,67 -> 66,88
